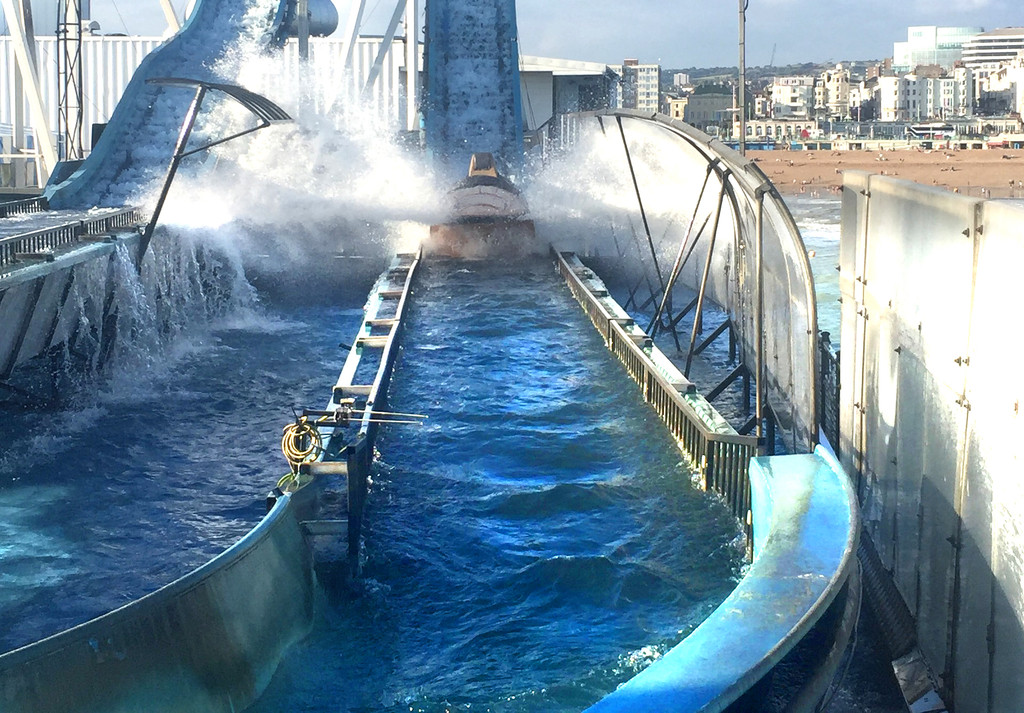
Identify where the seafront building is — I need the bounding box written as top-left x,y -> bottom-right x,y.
961,28 -> 1024,72
611,58 -> 661,112
892,25 -> 982,73
816,65 -> 851,120
771,76 -> 815,119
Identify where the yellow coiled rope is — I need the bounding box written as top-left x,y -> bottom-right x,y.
279,416 -> 324,489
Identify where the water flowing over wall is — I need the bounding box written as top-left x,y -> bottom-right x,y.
424,0 -> 525,176
533,112 -> 819,453
0,225 -> 256,397
840,173 -> 1024,712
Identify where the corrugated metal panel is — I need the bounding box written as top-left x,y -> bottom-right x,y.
0,35 -> 406,159
0,35 -> 162,151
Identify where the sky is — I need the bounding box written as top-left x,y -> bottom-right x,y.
13,0 -> 1024,68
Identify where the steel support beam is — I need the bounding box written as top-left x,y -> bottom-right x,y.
692,318 -> 731,359
684,174 -> 728,378
297,0 -> 309,60
139,84 -> 207,266
404,0 -> 419,131
0,0 -> 58,180
706,363 -> 747,403
57,0 -> 85,160
158,0 -> 181,32
339,0 -> 366,71
364,0 -> 406,93
754,188 -> 765,446
649,163 -> 714,336
2,277 -> 46,379
616,116 -> 666,298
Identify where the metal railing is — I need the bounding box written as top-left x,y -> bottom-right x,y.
818,331 -> 841,457
0,196 -> 48,219
557,250 -> 759,542
0,208 -> 143,270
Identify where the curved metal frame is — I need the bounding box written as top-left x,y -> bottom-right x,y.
567,109 -> 820,453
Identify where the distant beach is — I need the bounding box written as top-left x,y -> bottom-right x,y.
749,148 -> 1024,198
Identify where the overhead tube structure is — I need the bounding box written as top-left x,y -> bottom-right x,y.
138,79 -> 293,265
558,110 -> 820,454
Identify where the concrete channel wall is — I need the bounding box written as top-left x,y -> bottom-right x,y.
840,172 -> 1024,711
0,493 -> 315,713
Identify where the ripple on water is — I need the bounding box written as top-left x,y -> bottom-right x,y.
249,259 -> 743,712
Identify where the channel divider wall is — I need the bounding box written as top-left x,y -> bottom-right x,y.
0,491 -> 316,713
556,249 -> 758,542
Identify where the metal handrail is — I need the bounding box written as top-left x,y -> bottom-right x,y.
0,208 -> 143,270
0,196 -> 48,219
557,250 -> 758,542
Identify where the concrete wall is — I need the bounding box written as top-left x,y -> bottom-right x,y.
840,171 -> 1024,711
0,492 -> 315,713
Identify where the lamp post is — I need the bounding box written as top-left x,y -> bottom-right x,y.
738,0 -> 748,156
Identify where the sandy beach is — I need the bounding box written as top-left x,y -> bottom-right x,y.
749,148 -> 1024,198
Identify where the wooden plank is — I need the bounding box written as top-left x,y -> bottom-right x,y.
297,460 -> 349,476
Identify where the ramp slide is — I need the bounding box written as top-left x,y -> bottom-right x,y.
46,0 -> 289,209
424,0 -> 525,176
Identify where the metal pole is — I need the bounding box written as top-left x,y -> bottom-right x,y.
616,116 -> 667,296
738,0 -> 748,156
297,0 -> 309,61
404,0 -> 420,132
138,85 -> 206,267
649,163 -> 714,335
339,0 -> 367,71
754,189 -> 765,447
158,0 -> 180,33
684,181 -> 727,378
364,0 -> 407,94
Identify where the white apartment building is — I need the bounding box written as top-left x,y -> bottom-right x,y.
877,75 -> 903,121
771,76 -> 814,119
816,65 -> 851,120
673,72 -> 691,87
923,73 -> 973,119
893,26 -> 982,73
983,55 -> 1024,116
962,28 -> 1024,72
875,69 -> 974,121
848,84 -> 869,121
613,59 -> 661,112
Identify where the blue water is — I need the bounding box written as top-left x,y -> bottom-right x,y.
0,293 -> 369,652
0,252 -> 741,708
249,259 -> 742,711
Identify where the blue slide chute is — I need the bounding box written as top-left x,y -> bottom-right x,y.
423,0 -> 525,176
